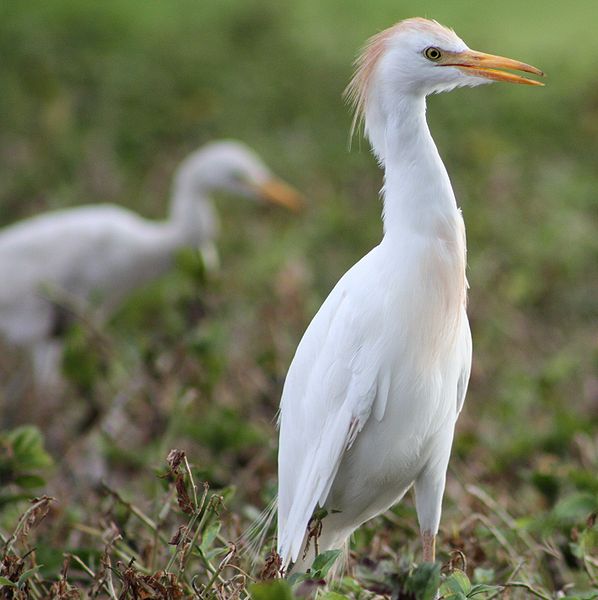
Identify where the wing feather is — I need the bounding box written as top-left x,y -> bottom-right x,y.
277,252 -> 388,564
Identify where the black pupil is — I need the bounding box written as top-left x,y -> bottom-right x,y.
429,49 -> 439,58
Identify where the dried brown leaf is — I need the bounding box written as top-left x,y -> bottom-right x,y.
174,473 -> 194,515
259,549 -> 283,580
18,496 -> 54,544
169,525 -> 189,546
166,449 -> 186,473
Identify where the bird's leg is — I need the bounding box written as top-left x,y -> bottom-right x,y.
421,530 -> 436,562
414,431 -> 454,564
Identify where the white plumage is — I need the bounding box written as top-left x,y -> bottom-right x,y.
0,140 -> 301,388
277,18 -> 543,570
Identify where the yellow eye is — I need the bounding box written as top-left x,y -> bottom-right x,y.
424,47 -> 442,61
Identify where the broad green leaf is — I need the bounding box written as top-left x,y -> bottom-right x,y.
0,493 -> 34,508
287,572 -> 311,586
440,569 -> 471,595
219,485 -> 236,504
200,520 -> 221,553
319,593 -> 350,600
335,576 -> 362,593
11,426 -> 40,454
14,474 -> 46,489
311,549 -> 342,577
470,583 -> 502,597
7,426 -> 52,470
0,577 -> 16,587
570,524 -> 598,559
17,565 -> 42,588
205,546 -> 229,561
250,580 -> 294,600
405,562 -> 441,600
473,567 -> 495,584
552,493 -> 598,525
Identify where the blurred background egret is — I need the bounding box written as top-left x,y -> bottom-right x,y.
0,0 -> 596,596
0,140 -> 301,399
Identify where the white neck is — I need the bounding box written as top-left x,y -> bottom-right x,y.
369,94 -> 460,240
169,177 -> 218,246
369,93 -> 468,330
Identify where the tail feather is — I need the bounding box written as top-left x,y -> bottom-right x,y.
238,497 -> 278,566
278,407 -> 353,565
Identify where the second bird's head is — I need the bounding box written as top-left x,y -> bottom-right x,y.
173,140 -> 303,213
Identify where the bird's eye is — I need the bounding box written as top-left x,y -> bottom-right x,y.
424,47 -> 442,61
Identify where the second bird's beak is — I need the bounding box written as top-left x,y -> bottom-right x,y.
255,179 -> 305,212
440,49 -> 544,86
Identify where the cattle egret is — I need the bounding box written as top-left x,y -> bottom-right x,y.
277,18 -> 543,571
0,140 -> 302,389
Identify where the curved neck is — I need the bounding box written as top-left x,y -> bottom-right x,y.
373,93 -> 468,334
375,95 -> 459,239
169,177 -> 218,245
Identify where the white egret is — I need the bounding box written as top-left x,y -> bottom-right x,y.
277,18 -> 543,571
0,140 -> 302,389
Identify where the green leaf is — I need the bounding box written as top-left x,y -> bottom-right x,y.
7,426 -> 53,470
200,520 -> 221,553
319,593 -> 350,600
570,521 -> 598,560
552,493 -> 598,525
287,573 -> 312,587
218,485 -> 236,505
405,562 -> 441,600
0,493 -> 35,509
205,546 -> 229,561
472,567 -> 495,585
335,576 -> 362,593
441,569 -> 471,595
14,474 -> 46,489
17,565 -> 42,588
10,426 -> 40,454
311,549 -> 342,577
287,571 -> 310,586
469,583 -> 502,597
176,248 -> 208,285
0,577 -> 16,587
250,580 -> 294,600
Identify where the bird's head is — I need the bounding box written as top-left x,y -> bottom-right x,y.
346,18 -> 544,151
174,140 -> 303,212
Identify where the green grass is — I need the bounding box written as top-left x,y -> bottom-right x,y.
0,1 -> 597,598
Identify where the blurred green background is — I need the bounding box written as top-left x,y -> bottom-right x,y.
0,0 -> 596,596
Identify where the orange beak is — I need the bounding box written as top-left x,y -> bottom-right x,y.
440,49 -> 545,86
255,178 -> 305,212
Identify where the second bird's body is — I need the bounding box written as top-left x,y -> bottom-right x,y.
0,141 -> 301,390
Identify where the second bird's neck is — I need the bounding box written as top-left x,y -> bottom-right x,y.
375,95 -> 461,242
169,180 -> 219,246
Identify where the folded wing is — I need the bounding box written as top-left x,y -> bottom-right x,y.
277,263 -> 391,565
